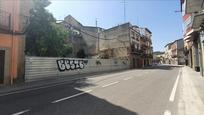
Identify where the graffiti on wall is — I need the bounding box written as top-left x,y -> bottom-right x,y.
56,59 -> 88,72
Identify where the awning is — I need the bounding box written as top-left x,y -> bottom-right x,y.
186,28 -> 200,36
192,12 -> 204,29
186,0 -> 204,13
184,35 -> 191,40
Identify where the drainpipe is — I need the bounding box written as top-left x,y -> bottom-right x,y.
199,31 -> 204,76
10,0 -> 16,85
128,25 -> 133,69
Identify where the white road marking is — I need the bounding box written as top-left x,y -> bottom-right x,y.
169,69 -> 181,102
12,109 -> 30,115
102,81 -> 119,88
123,77 -> 133,80
164,110 -> 171,115
52,90 -> 92,103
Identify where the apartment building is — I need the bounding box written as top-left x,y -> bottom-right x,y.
60,15 -> 153,68
100,23 -> 153,68
153,51 -> 165,64
181,0 -> 204,75
164,43 -> 172,64
171,39 -> 185,65
164,39 -> 185,65
0,0 -> 33,84
140,28 -> 153,66
100,23 -> 140,68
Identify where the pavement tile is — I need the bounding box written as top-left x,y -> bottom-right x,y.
179,66 -> 204,115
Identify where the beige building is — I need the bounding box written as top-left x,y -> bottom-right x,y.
164,43 -> 172,64
153,51 -> 165,64
181,0 -> 204,74
140,28 -> 153,66
100,23 -> 132,59
61,15 -> 104,58
61,16 -> 153,68
164,39 -> 185,65
100,23 -> 153,68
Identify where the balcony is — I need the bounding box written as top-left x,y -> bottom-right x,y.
130,44 -> 143,55
141,44 -> 148,50
141,53 -> 153,59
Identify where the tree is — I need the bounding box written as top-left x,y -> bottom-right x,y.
77,49 -> 87,58
25,0 -> 72,57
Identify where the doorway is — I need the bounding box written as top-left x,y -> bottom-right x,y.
0,50 -> 5,84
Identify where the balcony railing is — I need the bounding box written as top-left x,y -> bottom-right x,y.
0,10 -> 11,32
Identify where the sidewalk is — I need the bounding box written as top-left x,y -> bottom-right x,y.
179,66 -> 204,115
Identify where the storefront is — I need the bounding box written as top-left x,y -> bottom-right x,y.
192,12 -> 204,76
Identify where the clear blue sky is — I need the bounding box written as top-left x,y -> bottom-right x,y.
47,0 -> 183,52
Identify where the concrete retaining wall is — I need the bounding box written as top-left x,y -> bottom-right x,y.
25,56 -> 130,82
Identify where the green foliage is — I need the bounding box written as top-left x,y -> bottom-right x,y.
25,0 -> 72,57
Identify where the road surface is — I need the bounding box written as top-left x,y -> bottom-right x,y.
0,65 -> 181,115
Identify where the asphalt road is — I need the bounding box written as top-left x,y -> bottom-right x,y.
0,65 -> 181,115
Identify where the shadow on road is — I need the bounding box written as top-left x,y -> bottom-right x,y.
142,65 -> 183,70
0,77 -> 138,115
69,77 -> 96,88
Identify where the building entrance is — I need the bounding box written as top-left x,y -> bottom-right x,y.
0,50 -> 5,84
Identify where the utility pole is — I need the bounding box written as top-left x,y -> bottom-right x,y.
123,0 -> 126,23
96,19 -> 99,56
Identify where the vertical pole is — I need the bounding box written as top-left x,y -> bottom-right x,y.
199,31 -> 204,76
10,0 -> 15,85
9,14 -> 11,31
96,19 -> 99,55
123,0 -> 126,23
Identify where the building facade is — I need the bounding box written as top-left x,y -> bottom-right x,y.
0,0 -> 33,84
140,28 -> 153,67
60,16 -> 153,68
181,0 -> 204,75
100,23 -> 153,68
164,43 -> 172,64
164,39 -> 185,65
153,51 -> 165,64
61,15 -> 104,58
171,39 -> 185,65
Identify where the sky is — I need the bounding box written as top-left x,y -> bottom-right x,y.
47,0 -> 183,52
